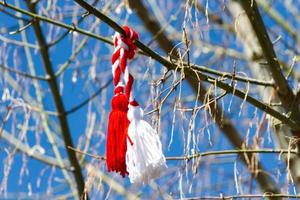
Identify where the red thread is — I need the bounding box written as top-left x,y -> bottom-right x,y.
106,26 -> 139,177
111,26 -> 139,100
106,87 -> 129,177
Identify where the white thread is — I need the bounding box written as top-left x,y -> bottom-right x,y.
124,67 -> 129,83
118,40 -> 129,50
116,82 -> 125,88
112,59 -> 119,77
126,106 -> 167,184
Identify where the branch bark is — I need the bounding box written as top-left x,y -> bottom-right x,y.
236,0 -> 300,124
69,0 -> 299,131
127,0 -> 280,194
26,2 -> 86,199
233,0 -> 300,185
2,129 -> 72,170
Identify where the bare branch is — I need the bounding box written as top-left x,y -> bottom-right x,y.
66,78 -> 112,115
1,129 -> 72,170
178,193 -> 300,200
69,146 -> 298,161
26,2 -> 87,198
0,63 -> 49,81
237,0 -> 300,123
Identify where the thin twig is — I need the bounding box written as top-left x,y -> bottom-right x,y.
0,2 -> 274,87
68,146 -> 297,161
0,64 -> 49,81
26,2 -> 86,198
237,0 -> 300,122
168,148 -> 298,160
68,146 -> 105,160
9,20 -> 32,35
0,7 -> 30,21
145,76 -> 184,116
71,0 -> 299,131
1,129 -> 73,170
177,91 -> 227,112
0,1 -> 113,45
2,0 -> 298,131
256,0 -> 299,42
48,0 -> 102,47
66,78 -> 112,115
188,63 -> 274,87
0,34 -> 38,49
178,193 -> 300,200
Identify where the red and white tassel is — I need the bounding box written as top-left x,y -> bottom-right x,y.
107,25 -> 167,182
126,100 -> 167,184
106,26 -> 138,177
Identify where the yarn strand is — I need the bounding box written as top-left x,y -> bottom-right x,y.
106,25 -> 166,183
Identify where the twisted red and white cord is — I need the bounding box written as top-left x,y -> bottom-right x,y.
111,26 -> 138,101
108,25 -> 167,183
106,26 -> 138,177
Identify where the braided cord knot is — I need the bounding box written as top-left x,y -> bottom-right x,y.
111,26 -> 139,100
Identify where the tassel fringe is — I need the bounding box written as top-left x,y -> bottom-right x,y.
126,105 -> 167,183
106,92 -> 129,177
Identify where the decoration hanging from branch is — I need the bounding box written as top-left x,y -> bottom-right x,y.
106,25 -> 167,183
126,100 -> 167,184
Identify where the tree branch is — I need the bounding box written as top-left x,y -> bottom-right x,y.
179,193 -> 300,200
1,129 -> 72,170
237,0 -> 300,123
127,0 -> 281,194
256,0 -> 299,42
26,2 -> 87,199
70,0 -> 299,132
0,1 -> 112,45
0,63 -> 49,81
69,146 -> 298,161
0,1 -> 274,87
66,78 -> 112,115
167,148 -> 298,160
1,0 -> 293,132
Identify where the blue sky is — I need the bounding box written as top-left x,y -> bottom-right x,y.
0,0 -> 298,199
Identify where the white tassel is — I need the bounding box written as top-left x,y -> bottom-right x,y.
126,103 -> 167,184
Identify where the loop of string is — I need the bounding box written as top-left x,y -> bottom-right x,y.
111,25 -> 138,102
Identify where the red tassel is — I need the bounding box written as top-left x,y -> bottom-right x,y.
107,26 -> 139,177
106,87 -> 129,177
